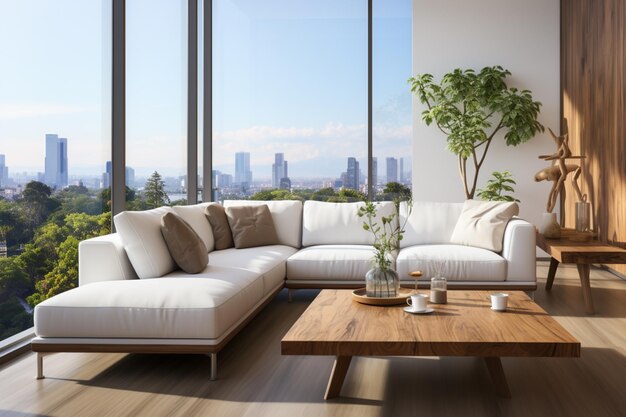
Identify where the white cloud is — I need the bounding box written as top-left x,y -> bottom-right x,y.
213,122 -> 412,166
0,103 -> 85,119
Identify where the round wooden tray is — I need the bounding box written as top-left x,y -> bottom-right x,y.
352,287 -> 416,306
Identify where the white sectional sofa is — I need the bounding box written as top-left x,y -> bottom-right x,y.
32,200 -> 536,380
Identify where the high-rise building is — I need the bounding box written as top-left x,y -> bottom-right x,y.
372,157 -> 378,187
386,157 -> 398,183
126,167 -> 135,187
346,157 -> 359,190
44,134 -> 68,189
272,153 -> 290,188
279,177 -> 291,190
102,161 -> 135,188
272,153 -> 290,189
213,169 -> 233,188
220,174 -> 233,188
103,161 -> 112,188
399,157 -> 405,183
0,155 -> 8,188
234,152 -> 252,188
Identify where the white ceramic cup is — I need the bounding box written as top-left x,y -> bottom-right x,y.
407,294 -> 429,312
490,293 -> 509,311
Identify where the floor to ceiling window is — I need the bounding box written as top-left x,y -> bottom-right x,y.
373,0 -> 412,201
0,0 -> 413,344
0,0 -> 111,340
212,0 -> 368,202
126,0 -> 188,209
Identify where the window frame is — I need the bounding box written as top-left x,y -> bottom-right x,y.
110,0 -> 378,225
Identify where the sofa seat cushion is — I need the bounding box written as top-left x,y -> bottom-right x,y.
287,245 -> 393,281
208,245 -> 297,294
34,266 -> 263,340
396,245 -> 506,282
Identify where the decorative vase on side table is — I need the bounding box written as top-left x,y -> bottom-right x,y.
539,212 -> 561,238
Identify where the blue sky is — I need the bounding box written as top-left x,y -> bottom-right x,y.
0,0 -> 411,179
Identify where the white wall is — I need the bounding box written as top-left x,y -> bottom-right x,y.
412,0 -> 560,228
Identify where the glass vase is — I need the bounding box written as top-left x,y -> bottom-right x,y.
366,267 -> 400,298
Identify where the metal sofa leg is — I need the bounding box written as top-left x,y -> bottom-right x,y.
210,353 -> 217,381
36,353 -> 44,380
288,288 -> 294,303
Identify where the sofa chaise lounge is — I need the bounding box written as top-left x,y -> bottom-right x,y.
31,200 -> 536,379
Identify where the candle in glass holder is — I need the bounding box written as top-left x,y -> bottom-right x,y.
576,201 -> 590,232
430,276 -> 447,304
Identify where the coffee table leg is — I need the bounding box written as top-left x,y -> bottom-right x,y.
545,257 -> 560,290
484,357 -> 511,398
576,264 -> 594,314
324,355 -> 352,400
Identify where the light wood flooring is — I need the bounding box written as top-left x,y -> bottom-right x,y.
1,260 -> 625,417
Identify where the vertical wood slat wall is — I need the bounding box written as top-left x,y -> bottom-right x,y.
561,0 -> 626,275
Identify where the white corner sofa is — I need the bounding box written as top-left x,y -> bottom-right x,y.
31,200 -> 536,380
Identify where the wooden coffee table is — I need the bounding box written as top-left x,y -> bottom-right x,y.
281,289 -> 580,399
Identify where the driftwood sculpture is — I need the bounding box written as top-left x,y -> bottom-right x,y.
534,121 -> 585,213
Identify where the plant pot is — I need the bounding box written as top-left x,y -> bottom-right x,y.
365,267 -> 400,298
539,212 -> 561,238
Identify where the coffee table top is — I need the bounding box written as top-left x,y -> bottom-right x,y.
281,290 -> 580,358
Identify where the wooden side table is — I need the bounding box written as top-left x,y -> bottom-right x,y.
536,229 -> 626,314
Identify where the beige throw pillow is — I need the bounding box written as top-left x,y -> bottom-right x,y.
225,205 -> 280,249
161,212 -> 208,274
450,200 -> 519,252
205,204 -> 234,250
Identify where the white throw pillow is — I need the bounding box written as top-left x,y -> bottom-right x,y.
450,200 -> 519,252
114,207 -> 177,278
172,203 -> 216,252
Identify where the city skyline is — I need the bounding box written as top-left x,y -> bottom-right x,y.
1,141 -> 412,190
0,0 -> 412,180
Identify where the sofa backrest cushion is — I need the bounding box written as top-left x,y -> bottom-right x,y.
399,201 -> 464,248
172,203 -> 215,252
302,201 -> 396,246
223,200 -> 303,248
160,212 -> 209,273
114,206 -> 177,278
450,200 -> 519,252
225,204 -> 280,249
205,204 -> 234,250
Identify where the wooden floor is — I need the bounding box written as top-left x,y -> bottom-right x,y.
1,260 -> 625,417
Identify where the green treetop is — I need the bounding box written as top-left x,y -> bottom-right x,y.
143,171 -> 170,209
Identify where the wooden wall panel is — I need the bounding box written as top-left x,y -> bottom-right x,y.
561,0 -> 626,275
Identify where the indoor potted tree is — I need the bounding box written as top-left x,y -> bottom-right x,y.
409,66 -> 544,199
